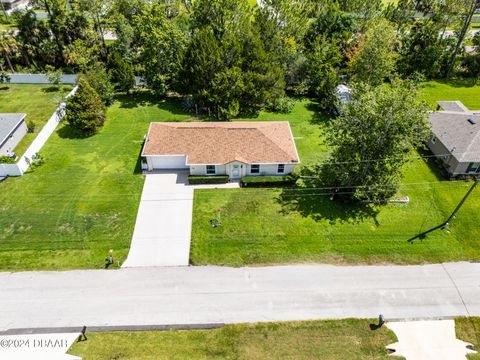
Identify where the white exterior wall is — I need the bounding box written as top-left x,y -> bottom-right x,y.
189,164 -> 226,176
0,121 -> 28,156
248,163 -> 296,176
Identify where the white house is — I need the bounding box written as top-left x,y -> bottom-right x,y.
142,121 -> 300,179
0,113 -> 27,158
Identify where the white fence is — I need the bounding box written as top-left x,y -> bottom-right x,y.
8,73 -> 77,85
0,86 -> 78,177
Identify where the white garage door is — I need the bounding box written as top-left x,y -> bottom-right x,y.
148,155 -> 188,169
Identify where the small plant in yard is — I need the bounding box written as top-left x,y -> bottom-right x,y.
0,71 -> 10,88
45,65 -> 63,88
27,120 -> 36,133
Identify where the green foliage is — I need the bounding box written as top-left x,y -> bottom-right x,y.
45,64 -> 63,85
241,175 -> 298,188
26,120 -> 36,133
318,80 -> 430,203
305,35 -> 342,111
349,19 -> 397,86
134,2 -> 187,96
65,77 -> 106,135
108,50 -> 135,94
0,71 -> 10,84
268,96 -> 295,114
0,156 -> 15,164
83,64 -> 115,105
182,0 -> 285,118
188,175 -> 229,184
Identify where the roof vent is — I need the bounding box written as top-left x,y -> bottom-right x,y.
468,118 -> 477,125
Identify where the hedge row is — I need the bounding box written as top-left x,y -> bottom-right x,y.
0,156 -> 16,164
241,175 -> 297,188
188,175 -> 230,184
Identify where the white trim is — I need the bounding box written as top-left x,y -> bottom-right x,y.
286,121 -> 301,165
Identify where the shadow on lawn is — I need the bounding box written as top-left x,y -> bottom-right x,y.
116,92 -> 187,117
277,187 -> 380,225
407,223 -> 446,243
57,124 -> 93,139
306,102 -> 334,126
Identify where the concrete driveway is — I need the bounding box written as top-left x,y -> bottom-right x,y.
122,171 -> 193,267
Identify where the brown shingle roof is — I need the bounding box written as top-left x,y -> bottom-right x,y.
142,122 -> 300,165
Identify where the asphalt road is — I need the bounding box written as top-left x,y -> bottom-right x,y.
1,262 -> 480,333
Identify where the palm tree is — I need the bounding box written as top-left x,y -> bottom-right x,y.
0,31 -> 17,72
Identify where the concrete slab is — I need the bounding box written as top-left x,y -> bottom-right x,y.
0,333 -> 81,359
386,320 -> 476,360
122,172 -> 194,267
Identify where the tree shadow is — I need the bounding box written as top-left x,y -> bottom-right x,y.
42,86 -> 61,93
0,86 -> 9,91
422,78 -> 478,88
305,102 -> 334,126
56,124 -> 93,139
115,92 -> 187,116
417,147 -> 451,181
276,186 -> 380,225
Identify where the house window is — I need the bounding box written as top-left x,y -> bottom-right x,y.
206,165 -> 216,175
467,162 -> 480,173
431,136 -> 436,144
251,164 -> 260,174
277,164 -> 285,174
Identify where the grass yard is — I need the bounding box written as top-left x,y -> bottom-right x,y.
456,317 -> 480,359
68,319 -> 400,360
0,84 -> 72,156
190,81 -> 480,266
0,93 -> 190,271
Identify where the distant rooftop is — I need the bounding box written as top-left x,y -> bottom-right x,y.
430,102 -> 480,163
0,113 -> 27,147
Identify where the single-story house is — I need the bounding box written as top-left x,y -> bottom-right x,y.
0,113 -> 27,158
142,121 -> 300,179
426,101 -> 480,176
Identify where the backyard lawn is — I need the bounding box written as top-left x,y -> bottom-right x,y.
68,319 -> 400,360
190,81 -> 480,266
0,84 -> 72,156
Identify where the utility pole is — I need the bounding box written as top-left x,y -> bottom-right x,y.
443,177 -> 479,227
445,0 -> 477,79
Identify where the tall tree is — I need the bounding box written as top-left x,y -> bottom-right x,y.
134,1 -> 187,95
65,77 -> 106,135
349,19 -> 397,86
305,35 -> 342,111
318,80 -> 430,203
0,32 -> 17,72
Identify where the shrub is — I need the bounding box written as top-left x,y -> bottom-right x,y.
0,156 -> 16,164
188,175 -> 229,184
27,120 -> 36,133
241,174 -> 298,188
65,77 -> 106,135
269,96 -> 295,113
45,65 -> 63,86
0,72 -> 11,85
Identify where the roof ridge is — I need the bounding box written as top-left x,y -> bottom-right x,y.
461,131 -> 480,161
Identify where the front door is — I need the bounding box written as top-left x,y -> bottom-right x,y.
231,164 -> 241,178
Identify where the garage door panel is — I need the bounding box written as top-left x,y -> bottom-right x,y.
149,155 -> 188,169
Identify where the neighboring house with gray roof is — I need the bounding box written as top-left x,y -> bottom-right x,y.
427,101 -> 480,176
0,113 -> 27,158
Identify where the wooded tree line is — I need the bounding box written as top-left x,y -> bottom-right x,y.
1,0 -> 479,118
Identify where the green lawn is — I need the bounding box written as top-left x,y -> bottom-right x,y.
421,80 -> 480,110
1,81 -> 480,270
190,82 -> 480,266
0,84 -> 72,156
0,93 -> 190,271
68,319 -> 400,360
456,317 -> 480,359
